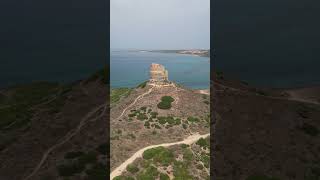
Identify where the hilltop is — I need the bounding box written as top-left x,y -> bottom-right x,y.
110,81 -> 210,179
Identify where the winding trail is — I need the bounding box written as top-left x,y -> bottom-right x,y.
115,86 -> 155,121
23,103 -> 107,180
110,133 -> 210,179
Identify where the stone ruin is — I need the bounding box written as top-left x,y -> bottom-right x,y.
149,63 -> 169,85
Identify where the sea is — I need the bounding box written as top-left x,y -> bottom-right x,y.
213,0 -> 320,88
110,51 -> 210,89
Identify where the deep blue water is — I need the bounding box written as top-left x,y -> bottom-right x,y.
213,0 -> 320,88
111,51 -> 210,89
0,0 -> 106,88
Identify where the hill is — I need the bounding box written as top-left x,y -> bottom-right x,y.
110,82 -> 210,179
212,71 -> 320,180
0,68 -> 108,180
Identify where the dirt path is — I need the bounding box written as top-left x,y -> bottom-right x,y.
214,82 -> 320,105
23,103 -> 107,180
198,89 -> 210,95
110,133 -> 210,179
115,86 -> 155,121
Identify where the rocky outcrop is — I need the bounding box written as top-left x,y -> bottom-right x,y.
149,63 -> 169,84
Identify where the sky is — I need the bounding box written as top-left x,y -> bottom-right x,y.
111,0 -> 210,50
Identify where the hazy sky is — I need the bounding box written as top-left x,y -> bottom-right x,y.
111,0 -> 210,49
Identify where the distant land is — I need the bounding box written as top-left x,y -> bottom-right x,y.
129,49 -> 210,57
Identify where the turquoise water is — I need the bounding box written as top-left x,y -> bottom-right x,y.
110,51 -> 210,89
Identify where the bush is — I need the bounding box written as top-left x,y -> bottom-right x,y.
144,121 -> 150,128
143,147 -> 174,165
157,96 -> 174,110
151,112 -> 158,118
158,117 -> 167,124
187,116 -> 199,123
113,176 -> 134,180
140,106 -> 147,111
137,114 -> 148,121
183,149 -> 193,161
126,164 -> 139,174
137,81 -> 147,88
161,96 -> 174,103
196,138 -> 209,149
160,173 -> 170,180
136,165 -> 159,180
182,124 -> 188,129
155,124 -> 161,129
180,144 -> 189,149
157,101 -> 171,110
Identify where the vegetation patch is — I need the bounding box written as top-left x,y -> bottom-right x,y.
111,88 -> 131,105
196,138 -> 209,149
126,164 -> 140,174
157,96 -> 174,110
173,161 -> 194,179
187,116 -> 200,123
137,81 -> 147,88
143,147 -> 174,165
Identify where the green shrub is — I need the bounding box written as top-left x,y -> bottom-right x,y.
126,164 -> 139,174
137,165 -> 159,180
151,112 -> 158,118
128,113 -> 136,117
137,81 -> 147,88
144,121 -> 150,128
158,117 -> 167,124
173,161 -> 193,180
175,118 -> 181,125
137,114 -> 148,121
187,116 -> 199,123
183,149 -> 193,161
112,176 -> 134,180
161,96 -> 174,103
157,96 -> 174,110
180,144 -> 189,149
160,173 -> 170,180
182,124 -> 188,129
196,138 -> 209,149
157,101 -> 171,109
166,116 -> 175,125
155,124 -> 161,129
